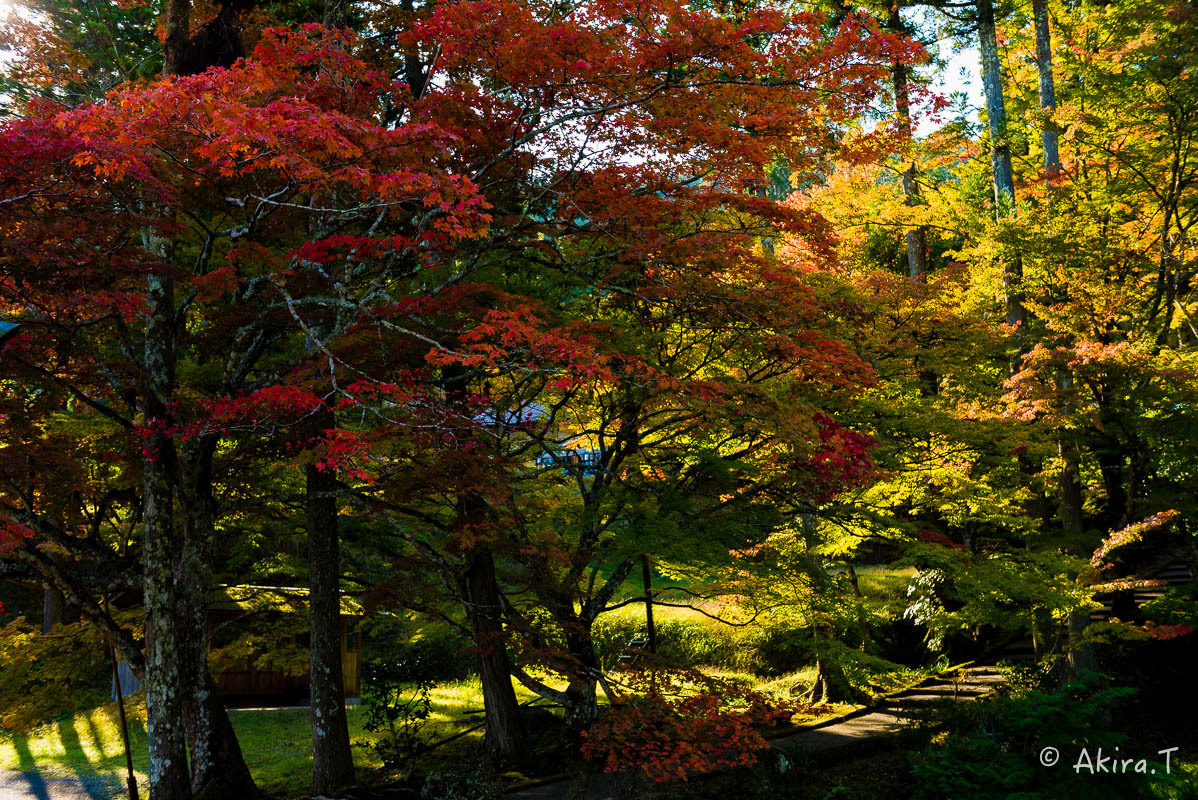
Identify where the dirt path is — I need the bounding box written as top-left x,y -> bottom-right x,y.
505,664 -> 1005,800
771,665 -> 1004,760
0,767 -> 114,800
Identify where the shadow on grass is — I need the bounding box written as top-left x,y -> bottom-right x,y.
52,716 -> 122,799
10,735 -> 50,800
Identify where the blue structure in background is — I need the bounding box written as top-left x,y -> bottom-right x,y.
536,448 -> 603,477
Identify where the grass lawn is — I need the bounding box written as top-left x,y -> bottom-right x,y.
0,676 -> 555,799
0,664 -> 861,798
0,598 -> 904,798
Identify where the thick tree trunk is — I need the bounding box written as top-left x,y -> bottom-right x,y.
804,628 -> 861,704
307,417 -> 356,795
182,670 -> 258,800
562,622 -> 600,743
178,441 -> 258,800
465,547 -> 531,762
145,8 -> 193,797
42,588 -> 63,634
162,0 -> 191,79
143,273 -> 191,800
1031,0 -> 1060,174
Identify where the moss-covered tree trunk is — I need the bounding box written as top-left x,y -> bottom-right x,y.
1031,0 -> 1060,174
178,439 -> 258,800
143,270 -> 191,800
977,0 -> 1025,338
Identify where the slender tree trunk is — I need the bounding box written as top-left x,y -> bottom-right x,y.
640,554 -> 657,654
143,272 -> 191,800
307,410 -> 355,794
1057,439 -> 1098,677
442,358 -> 530,763
888,6 -> 928,280
465,547 -> 531,762
1031,0 -> 1060,175
1059,442 -> 1085,534
1099,454 -> 1129,529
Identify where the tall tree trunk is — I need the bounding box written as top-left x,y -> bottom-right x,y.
1031,0 -> 1060,175
977,0 -> 1025,335
178,440 -> 258,800
1058,442 -> 1085,534
144,9 -> 193,798
143,271 -> 191,800
443,360 -> 530,763
888,6 -> 928,280
977,0 -> 1016,210
465,546 -> 531,762
307,410 -> 356,795
1057,440 -> 1097,677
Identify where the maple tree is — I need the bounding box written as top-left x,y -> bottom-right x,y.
311,0 -> 917,750
0,21 -> 489,796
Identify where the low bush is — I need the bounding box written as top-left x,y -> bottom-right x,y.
0,616 -> 110,731
580,667 -> 804,783
910,674 -> 1176,799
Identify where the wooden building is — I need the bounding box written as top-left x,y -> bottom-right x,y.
113,585 -> 362,706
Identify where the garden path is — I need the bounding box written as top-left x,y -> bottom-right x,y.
505,664 -> 1005,800
0,767 -> 110,800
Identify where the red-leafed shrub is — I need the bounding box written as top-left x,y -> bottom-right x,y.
580,669 -> 802,783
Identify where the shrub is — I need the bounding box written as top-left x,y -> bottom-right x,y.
358,641 -> 454,774
419,762 -> 501,800
911,675 -> 1174,800
580,667 -> 808,783
742,625 -> 813,676
0,616 -> 109,730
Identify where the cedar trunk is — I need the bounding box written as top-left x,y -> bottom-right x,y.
888,6 -> 927,280
1032,0 -> 1061,173
977,0 -> 1025,335
307,444 -> 356,794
